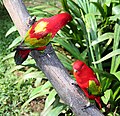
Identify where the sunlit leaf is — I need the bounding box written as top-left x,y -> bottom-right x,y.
91,33 -> 114,46
67,0 -> 81,17
109,14 -> 120,21
34,77 -> 42,87
22,72 -> 44,80
21,89 -> 50,109
5,26 -> 17,37
101,89 -> 111,104
8,36 -> 22,49
47,103 -> 66,116
93,49 -> 120,64
44,89 -> 57,111
2,52 -> 14,61
85,13 -> 97,33
113,71 -> 120,81
6,65 -> 24,75
113,86 -> 120,101
77,0 -> 89,13
41,81 -> 52,91
30,81 -> 52,98
110,23 -> 120,73
112,4 -> 120,15
91,2 -> 106,18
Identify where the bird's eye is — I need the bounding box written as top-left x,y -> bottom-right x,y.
74,69 -> 78,72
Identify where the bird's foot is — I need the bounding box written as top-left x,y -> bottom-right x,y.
82,103 -> 95,111
27,16 -> 36,27
71,80 -> 79,87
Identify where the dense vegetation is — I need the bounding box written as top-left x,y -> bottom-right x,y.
0,0 -> 120,115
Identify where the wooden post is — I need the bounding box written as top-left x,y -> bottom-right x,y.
3,0 -> 104,115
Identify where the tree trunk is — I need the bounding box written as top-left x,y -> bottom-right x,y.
3,0 -> 104,115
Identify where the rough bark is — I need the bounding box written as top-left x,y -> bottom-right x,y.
3,0 -> 104,115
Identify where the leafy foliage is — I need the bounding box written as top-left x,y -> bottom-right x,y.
59,0 -> 120,115
1,0 -> 120,115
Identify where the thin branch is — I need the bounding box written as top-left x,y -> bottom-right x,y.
3,0 -> 104,115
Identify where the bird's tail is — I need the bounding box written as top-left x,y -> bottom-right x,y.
14,48 -> 31,65
95,97 -> 102,109
14,46 -> 46,65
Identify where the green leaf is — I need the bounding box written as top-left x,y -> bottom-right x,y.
29,86 -> 42,98
112,4 -> 120,15
113,86 -> 120,101
93,49 -> 120,64
114,52 -> 120,66
80,49 -> 88,60
92,67 -> 118,81
61,0 -> 70,13
34,77 -> 42,87
75,17 -> 87,39
44,89 -> 57,112
91,33 -> 114,46
53,37 -> 83,60
85,13 -> 97,33
105,0 -> 112,6
21,89 -> 50,109
41,81 -> 52,91
101,89 -> 111,104
77,0 -> 89,13
6,65 -> 24,75
113,71 -> 120,81
2,52 -> 15,62
8,36 -> 22,49
115,95 -> 120,102
30,81 -> 52,98
113,23 -> 120,51
56,51 -> 72,70
67,0 -> 81,17
111,23 -> 120,73
91,2 -> 106,18
5,26 -> 17,37
109,14 -> 120,21
22,72 -> 43,80
47,103 -> 66,116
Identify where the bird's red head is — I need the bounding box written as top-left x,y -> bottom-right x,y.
73,60 -> 85,73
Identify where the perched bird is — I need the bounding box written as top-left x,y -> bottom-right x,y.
73,60 -> 102,109
14,13 -> 72,65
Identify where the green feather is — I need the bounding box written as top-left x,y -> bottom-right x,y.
88,80 -> 101,96
24,33 -> 52,48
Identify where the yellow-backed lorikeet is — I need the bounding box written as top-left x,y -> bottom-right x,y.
14,12 -> 72,65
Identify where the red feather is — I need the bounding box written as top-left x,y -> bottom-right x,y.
14,13 -> 72,65
73,60 -> 102,109
29,13 -> 72,38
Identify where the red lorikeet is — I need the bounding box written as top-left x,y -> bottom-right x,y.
14,13 -> 72,65
73,60 -> 102,109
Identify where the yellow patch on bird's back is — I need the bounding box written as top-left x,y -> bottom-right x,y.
34,21 -> 48,33
24,33 -> 52,48
88,80 -> 101,95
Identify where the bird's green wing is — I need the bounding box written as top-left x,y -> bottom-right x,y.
88,80 -> 101,96
24,33 -> 52,48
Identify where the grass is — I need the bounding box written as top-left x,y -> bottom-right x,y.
0,4 -> 38,115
